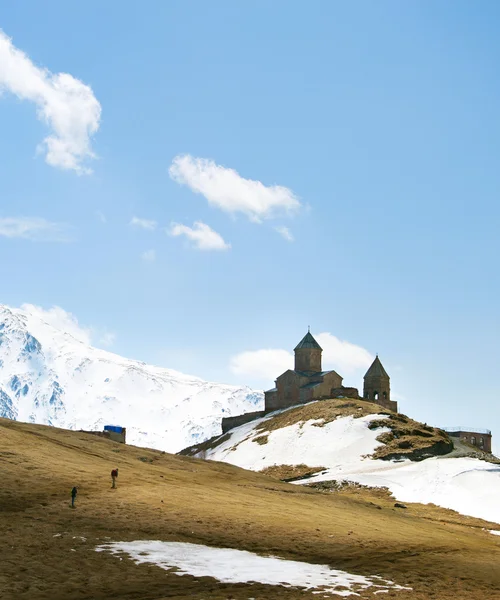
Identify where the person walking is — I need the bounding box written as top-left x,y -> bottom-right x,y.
70,486 -> 78,508
111,468 -> 119,489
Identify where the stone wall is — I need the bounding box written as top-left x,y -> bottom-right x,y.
448,430 -> 492,453
294,347 -> 322,372
373,397 -> 398,413
264,389 -> 279,412
276,370 -> 302,409
221,411 -> 266,433
330,387 -> 360,399
311,371 -> 343,399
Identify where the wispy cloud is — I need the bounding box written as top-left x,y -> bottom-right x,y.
0,217 -> 72,242
141,249 -> 156,261
130,216 -> 157,230
169,155 -> 301,223
169,221 -> 230,251
0,30 -> 101,174
275,225 -> 294,242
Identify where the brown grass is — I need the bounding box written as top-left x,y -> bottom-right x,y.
177,432 -> 232,457
1,417 -> 500,600
368,413 -> 453,460
260,464 -> 326,481
307,479 -> 500,529
255,399 -> 387,435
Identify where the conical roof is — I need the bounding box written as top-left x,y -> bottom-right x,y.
364,356 -> 389,379
294,331 -> 322,351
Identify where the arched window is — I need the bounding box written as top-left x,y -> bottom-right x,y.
480,437 -> 484,446
383,392 -> 387,399
374,392 -> 379,400
365,392 -> 370,399
471,436 -> 476,445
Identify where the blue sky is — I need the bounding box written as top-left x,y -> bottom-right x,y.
1,1 -> 499,445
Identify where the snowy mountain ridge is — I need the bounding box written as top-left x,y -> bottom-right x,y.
0,304 -> 263,451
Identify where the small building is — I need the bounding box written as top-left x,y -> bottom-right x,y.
104,425 -> 126,444
444,428 -> 492,453
80,425 -> 126,444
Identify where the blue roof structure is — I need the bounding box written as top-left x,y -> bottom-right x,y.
104,425 -> 124,433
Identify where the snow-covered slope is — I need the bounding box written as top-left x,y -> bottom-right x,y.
191,404 -> 500,525
0,305 -> 263,452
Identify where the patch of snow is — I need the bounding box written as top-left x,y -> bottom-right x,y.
199,413 -> 389,472
301,456 -> 500,525
490,530 -> 500,536
96,541 -> 411,597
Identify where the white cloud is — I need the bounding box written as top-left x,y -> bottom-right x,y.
21,304 -> 92,344
21,304 -> 115,349
142,249 -> 156,261
230,333 -> 374,386
230,349 -> 293,385
275,225 -> 294,242
0,217 -> 72,242
169,154 -> 300,223
315,333 -> 373,375
0,30 -> 101,174
130,216 -> 157,230
169,221 -> 230,251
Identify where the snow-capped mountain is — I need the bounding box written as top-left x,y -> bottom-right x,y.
0,304 -> 263,452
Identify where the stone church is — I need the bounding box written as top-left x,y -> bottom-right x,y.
221,330 -> 397,434
264,330 -> 398,413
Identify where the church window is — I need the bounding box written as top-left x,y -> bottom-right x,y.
480,437 -> 484,446
471,436 -> 476,445
365,392 -> 369,399
383,392 -> 387,399
374,392 -> 379,400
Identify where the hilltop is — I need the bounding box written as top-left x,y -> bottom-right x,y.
2,416 -> 500,599
0,304 -> 262,451
181,398 -> 500,525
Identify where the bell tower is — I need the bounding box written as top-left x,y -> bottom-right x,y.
294,329 -> 322,373
363,355 -> 390,404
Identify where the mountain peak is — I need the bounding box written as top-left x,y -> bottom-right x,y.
0,304 -> 263,451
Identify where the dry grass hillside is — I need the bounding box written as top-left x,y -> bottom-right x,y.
1,417 -> 500,600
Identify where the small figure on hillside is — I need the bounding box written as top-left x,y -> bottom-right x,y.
70,486 -> 78,508
111,468 -> 119,489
